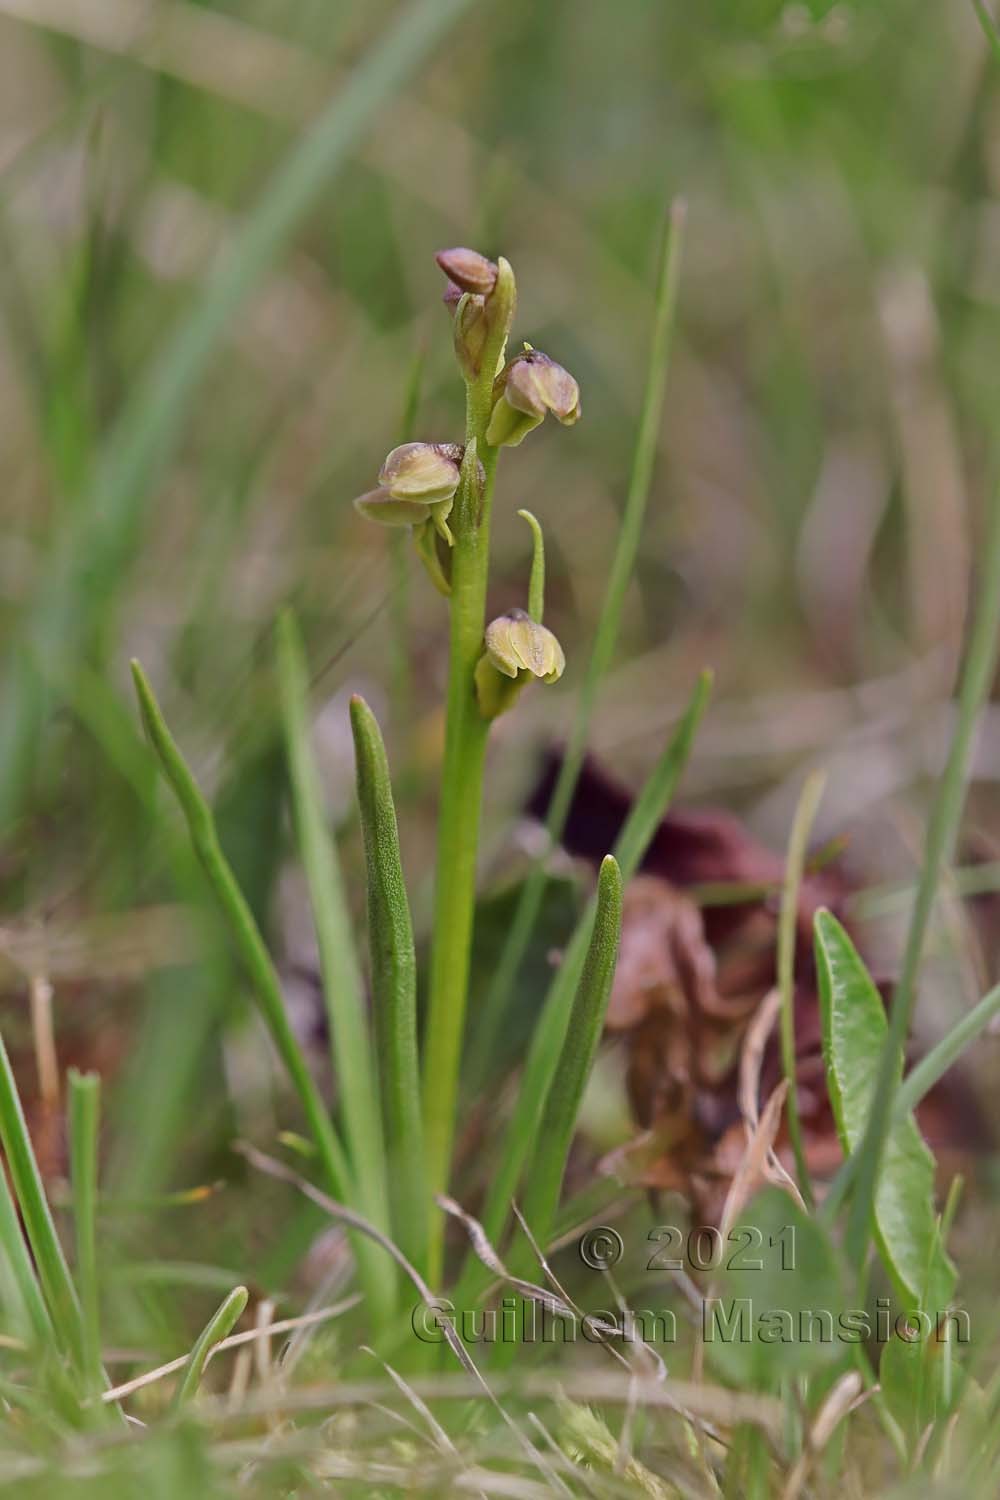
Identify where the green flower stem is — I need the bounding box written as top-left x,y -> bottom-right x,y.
422,264 -> 515,1283
170,1285 -> 248,1411
350,695 -> 428,1274
67,1070 -> 103,1397
131,663 -> 392,1325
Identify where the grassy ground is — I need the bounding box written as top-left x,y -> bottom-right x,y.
3,0 -> 1000,1493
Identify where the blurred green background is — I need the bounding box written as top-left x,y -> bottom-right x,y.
2,0 -> 1000,1330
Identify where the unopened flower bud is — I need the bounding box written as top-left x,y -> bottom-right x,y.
435,247 -> 498,297
354,487 -> 433,528
486,350 -> 581,448
452,293 -> 490,381
378,442 -> 463,504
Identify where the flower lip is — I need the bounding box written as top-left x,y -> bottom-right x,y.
378,442 -> 463,503
484,608 -> 566,683
354,487 -> 433,527
435,247 -> 498,297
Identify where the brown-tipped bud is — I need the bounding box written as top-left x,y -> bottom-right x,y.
354,487 -> 432,528
378,442 -> 463,504
486,350 -> 581,447
435,246 -> 498,297
483,608 -> 565,683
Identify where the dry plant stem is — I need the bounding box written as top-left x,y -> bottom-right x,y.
422,268 -> 513,1283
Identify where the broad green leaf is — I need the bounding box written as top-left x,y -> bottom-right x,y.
814,910 -> 956,1313
707,1186 -> 844,1388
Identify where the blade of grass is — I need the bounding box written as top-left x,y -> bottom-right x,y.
130,662 -> 394,1325
893,981 -> 1000,1121
454,669 -> 711,1304
276,613 -> 393,1311
0,0 -> 481,829
843,474 -> 1000,1273
0,1145 -> 53,1351
517,856 -> 623,1256
467,199 -> 686,1091
67,1070 -> 102,1397
169,1285 -> 249,1411
350,695 -> 428,1276
777,770 -> 826,1209
0,1032 -> 83,1369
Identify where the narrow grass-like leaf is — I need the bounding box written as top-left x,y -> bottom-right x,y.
468,201 -> 686,1090
276,612 -> 394,1317
350,695 -> 428,1274
777,770 -> 825,1208
169,1285 -> 249,1411
0,1032 -> 83,1368
0,1145 -> 53,1351
130,660 -> 352,1199
893,981 -> 1000,1122
517,856 -> 623,1254
844,475 -> 1000,1272
455,670 -> 710,1302
67,1070 -> 102,1395
814,909 -> 955,1311
131,662 -> 399,1320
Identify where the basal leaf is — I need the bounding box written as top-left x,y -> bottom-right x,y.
814,910 -> 955,1313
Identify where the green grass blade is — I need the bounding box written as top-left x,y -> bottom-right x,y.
844,475 -> 1000,1273
169,1285 -> 249,1411
130,659 -> 353,1200
0,1032 -> 83,1368
275,613 -> 393,1294
455,669 -> 710,1300
131,663 -> 401,1320
0,0 -> 481,829
67,1070 -> 102,1396
893,981 -> 1000,1121
132,663 -> 404,1327
468,200 -> 686,1088
777,770 -> 825,1209
517,856 -> 623,1254
815,909 -> 955,1311
0,1144 -> 53,1351
349,695 -> 428,1274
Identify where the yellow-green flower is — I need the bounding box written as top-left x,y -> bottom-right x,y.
378,442 -> 463,504
475,608 -> 566,719
486,350 -> 581,448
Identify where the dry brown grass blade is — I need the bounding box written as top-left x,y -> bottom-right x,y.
780,1371 -> 866,1500
737,986 -> 807,1210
